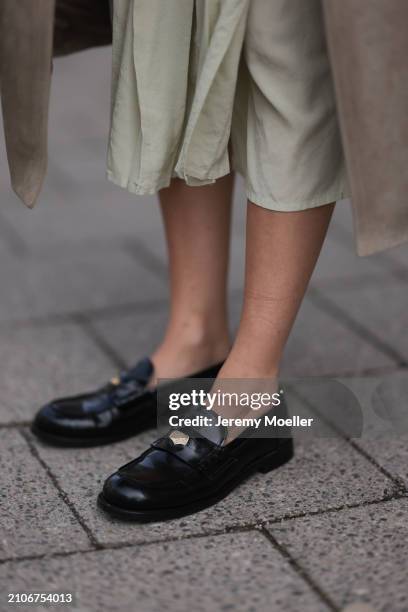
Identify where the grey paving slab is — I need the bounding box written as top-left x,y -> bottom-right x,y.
267,498 -> 408,612
331,198 -> 354,233
0,531 -> 330,612
29,409 -> 396,548
359,434 -> 408,489
318,200 -> 406,286
290,374 -> 408,491
339,374 -> 408,489
0,322 -> 115,424
228,294 -> 394,377
0,429 -> 90,560
26,430 -> 155,546
317,281 -> 408,363
231,173 -> 248,233
99,289 -> 393,379
0,225 -> 15,257
0,248 -> 165,323
331,197 -> 408,277
89,307 -> 168,368
311,230 -> 392,288
227,230 -> 247,292
0,177 -> 161,255
49,48 -> 111,139
382,242 -> 408,273
0,147 -> 162,257
282,296 -> 395,376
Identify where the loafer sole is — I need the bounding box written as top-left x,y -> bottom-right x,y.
97,438 -> 294,522
31,418 -> 155,448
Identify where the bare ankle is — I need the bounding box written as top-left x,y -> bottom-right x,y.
217,349 -> 280,381
151,321 -> 230,382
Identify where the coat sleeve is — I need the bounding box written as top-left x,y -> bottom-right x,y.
323,0 -> 408,255
0,0 -> 55,208
0,0 -> 112,209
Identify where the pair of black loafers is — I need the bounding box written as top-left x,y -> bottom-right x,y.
33,358 -> 294,522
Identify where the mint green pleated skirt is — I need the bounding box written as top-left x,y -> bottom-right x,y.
107,0 -> 349,211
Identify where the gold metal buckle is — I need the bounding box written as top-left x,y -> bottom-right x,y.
169,431 -> 189,447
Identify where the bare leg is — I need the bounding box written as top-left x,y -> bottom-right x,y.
219,200 -> 335,381
151,176 -> 234,382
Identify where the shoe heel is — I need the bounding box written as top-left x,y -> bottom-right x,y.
258,439 -> 294,474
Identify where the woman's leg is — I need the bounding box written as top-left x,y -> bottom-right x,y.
32,175 -> 233,447
99,198 -> 337,519
219,200 -> 334,382
150,175 -> 234,381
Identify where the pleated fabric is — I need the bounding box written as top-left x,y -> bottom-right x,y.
107,0 -> 349,211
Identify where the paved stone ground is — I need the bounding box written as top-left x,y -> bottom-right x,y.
0,47 -> 407,612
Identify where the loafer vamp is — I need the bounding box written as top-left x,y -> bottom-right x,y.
34,399 -> 103,437
102,438 -> 220,511
32,358 -> 225,446
99,397 -> 295,520
103,473 -> 197,512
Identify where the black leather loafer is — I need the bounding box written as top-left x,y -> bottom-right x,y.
32,358 -> 223,447
98,403 -> 294,522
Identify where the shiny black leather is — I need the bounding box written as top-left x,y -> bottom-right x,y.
98,401 -> 294,521
32,358 -> 223,447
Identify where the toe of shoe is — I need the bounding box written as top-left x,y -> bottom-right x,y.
33,402 -> 61,434
102,472 -> 150,511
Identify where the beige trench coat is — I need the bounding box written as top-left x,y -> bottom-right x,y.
0,0 -> 407,256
